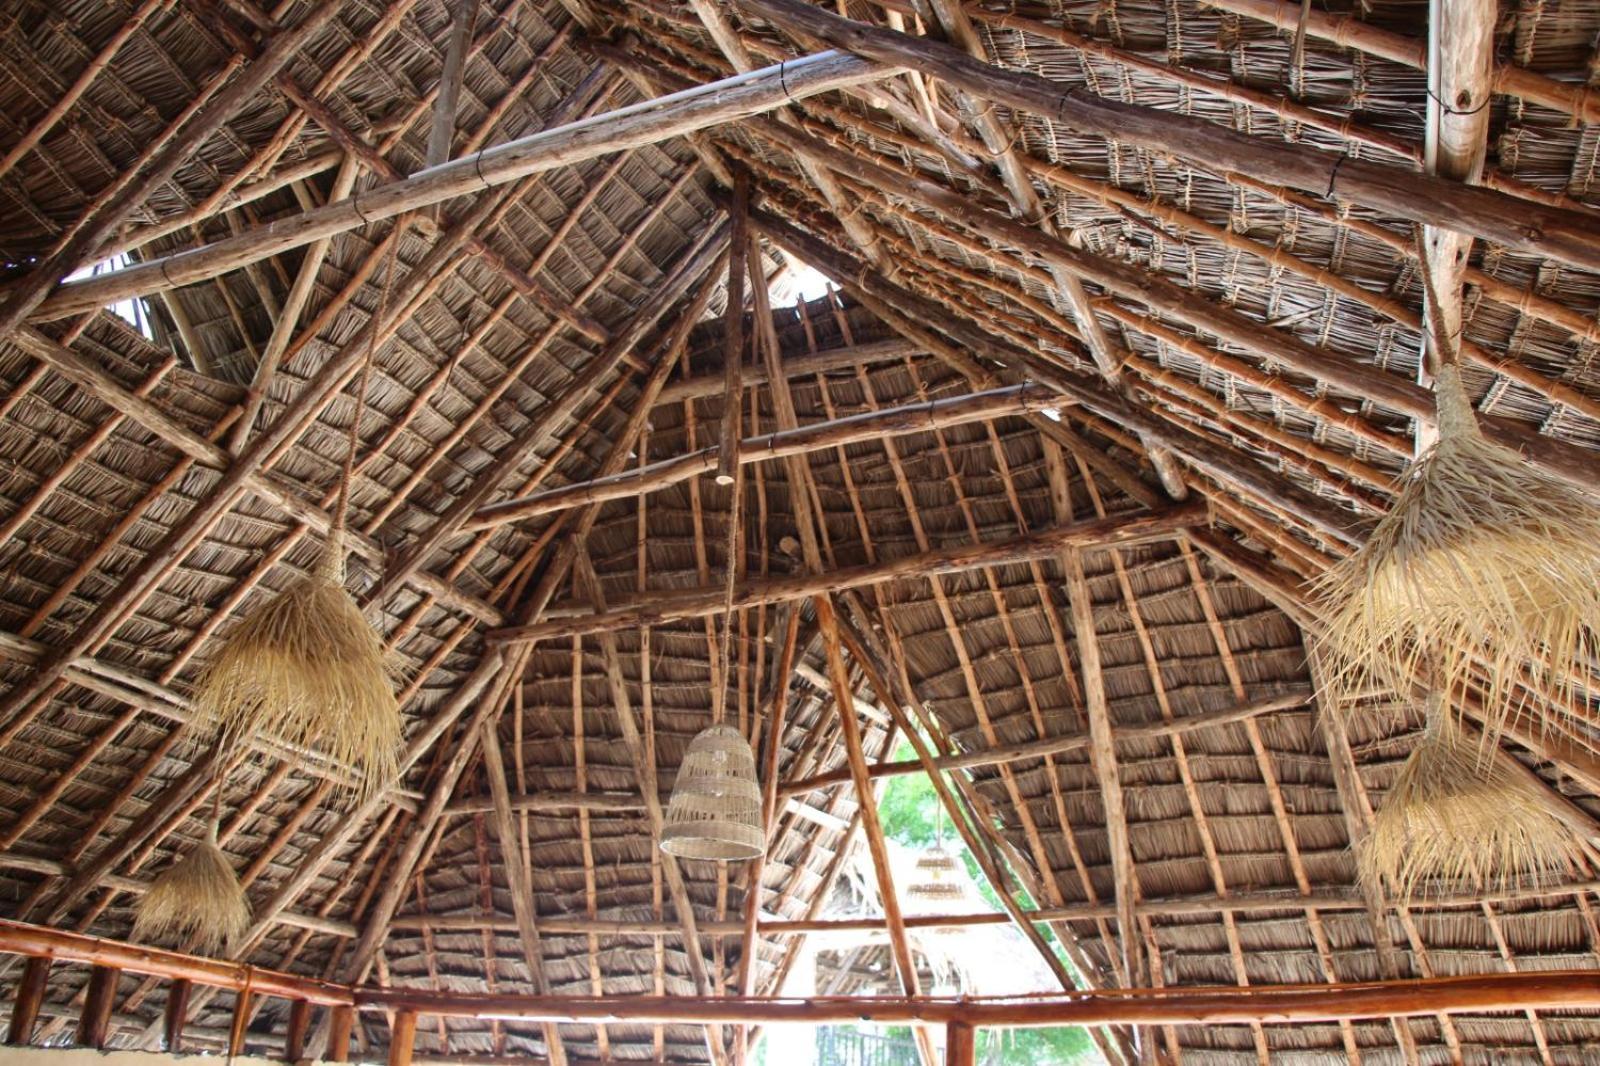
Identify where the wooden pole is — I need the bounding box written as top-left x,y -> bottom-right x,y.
326,1003 -> 355,1062
780,687 -> 1309,794
1199,0 -> 1600,125
717,169 -> 752,485
480,718 -> 570,1066
33,52 -> 893,321
574,549 -> 731,1066
161,978 -> 191,1052
5,955 -> 49,1046
389,1009 -> 419,1066
0,2 -> 346,344
351,970 -> 1600,1025
285,999 -> 312,1062
74,965 -> 119,1049
425,0 -> 478,169
228,989 -> 252,1057
492,503 -> 1203,643
468,383 -> 1050,530
735,0 -> 1600,272
945,1021 -> 976,1066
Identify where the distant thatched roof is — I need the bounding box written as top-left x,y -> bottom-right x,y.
1,0 -> 1599,1063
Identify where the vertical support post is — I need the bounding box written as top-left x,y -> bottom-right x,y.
161,977 -> 191,1052
946,1021 -> 976,1066
5,956 -> 49,1046
326,1003 -> 355,1062
285,998 -> 313,1061
229,988 -> 253,1056
75,964 -> 119,1049
389,1009 -> 419,1066
715,168 -> 751,485
425,0 -> 478,169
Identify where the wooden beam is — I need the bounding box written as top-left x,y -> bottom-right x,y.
326,1004 -> 355,1062
736,0 -> 1600,272
481,719 -> 569,1066
0,2 -> 346,344
574,550 -> 730,1066
654,338 -> 919,406
1199,0 -> 1600,125
921,0 -> 1186,499
369,219 -> 730,605
734,120 -> 1600,496
467,383 -> 1050,529
354,971 -> 1600,1025
74,965 -> 119,1049
34,52 -> 894,320
780,687 -> 1310,795
388,1009 -> 419,1066
493,503 -> 1202,643
1416,0 -> 1493,446
1048,441 -> 1140,987
717,169 -> 752,485
285,999 -> 312,1062
5,956 -> 49,1046
426,0 -> 478,168
945,1021 -> 976,1066
161,978 -> 190,1053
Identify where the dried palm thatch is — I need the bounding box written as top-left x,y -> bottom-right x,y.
1312,360 -> 1600,741
193,529 -> 400,803
131,821 -> 250,956
1360,700 -> 1586,902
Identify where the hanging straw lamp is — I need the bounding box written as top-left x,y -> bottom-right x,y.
194,238 -> 403,801
1313,235 -> 1600,741
133,780 -> 249,955
1361,695 -> 1586,901
660,452 -> 763,861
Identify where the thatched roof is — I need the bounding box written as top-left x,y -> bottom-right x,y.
0,0 -> 1599,1062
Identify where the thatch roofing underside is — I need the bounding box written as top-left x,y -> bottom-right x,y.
0,0 -> 1599,1063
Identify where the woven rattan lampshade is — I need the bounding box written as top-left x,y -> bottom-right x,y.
906,844 -> 967,904
660,724 -> 764,861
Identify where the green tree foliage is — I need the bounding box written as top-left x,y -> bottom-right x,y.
873,742 -> 1100,1065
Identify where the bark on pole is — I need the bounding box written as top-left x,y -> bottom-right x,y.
30,51 -> 893,321
734,0 -> 1600,272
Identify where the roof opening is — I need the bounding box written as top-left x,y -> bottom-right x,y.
769,258 -> 834,305
66,251 -> 154,341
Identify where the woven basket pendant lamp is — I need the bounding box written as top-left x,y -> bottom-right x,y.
661,455 -> 764,861
1313,236 -> 1600,741
193,241 -> 403,801
660,723 -> 764,860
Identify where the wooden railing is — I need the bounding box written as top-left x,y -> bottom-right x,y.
3,917 -> 1599,1064
0,919 -> 350,1060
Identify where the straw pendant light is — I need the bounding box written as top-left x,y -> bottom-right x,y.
133,775 -> 250,955
1313,233 -> 1600,741
1360,694 -> 1586,902
660,458 -> 763,861
194,236 -> 403,801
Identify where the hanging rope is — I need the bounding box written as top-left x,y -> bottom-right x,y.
713,458 -> 744,726
322,214 -> 404,583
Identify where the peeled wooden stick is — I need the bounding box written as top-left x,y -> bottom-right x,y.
32,51 -> 892,321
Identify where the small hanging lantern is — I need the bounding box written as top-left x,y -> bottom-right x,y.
907,805 -> 969,914
660,724 -> 764,861
906,844 -> 967,905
